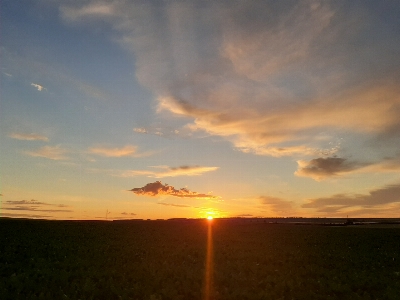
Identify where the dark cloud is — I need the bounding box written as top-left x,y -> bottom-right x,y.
2,199 -> 73,213
295,157 -> 368,181
233,214 -> 255,218
121,212 -> 136,215
129,181 -> 218,199
157,202 -> 191,208
302,183 -> 400,213
260,196 -> 294,213
0,212 -> 52,219
6,199 -> 48,205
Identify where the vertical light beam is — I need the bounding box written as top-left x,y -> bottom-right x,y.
203,219 -> 214,300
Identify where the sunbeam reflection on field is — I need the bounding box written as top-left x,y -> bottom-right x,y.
203,219 -> 214,300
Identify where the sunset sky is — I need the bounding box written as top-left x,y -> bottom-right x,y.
1,0 -> 400,220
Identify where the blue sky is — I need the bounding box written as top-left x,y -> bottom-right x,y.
1,0 -> 400,220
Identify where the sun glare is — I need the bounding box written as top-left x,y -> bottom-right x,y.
207,216 -> 213,220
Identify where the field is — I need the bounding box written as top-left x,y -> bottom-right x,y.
1,218 -> 399,300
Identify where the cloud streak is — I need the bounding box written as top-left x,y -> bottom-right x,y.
98,165 -> 219,178
129,181 -> 218,199
88,145 -> 153,158
24,145 -> 69,160
9,132 -> 49,141
2,199 -> 73,213
302,184 -> 400,214
260,196 -> 295,214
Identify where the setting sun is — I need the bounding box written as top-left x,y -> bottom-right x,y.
207,216 -> 213,220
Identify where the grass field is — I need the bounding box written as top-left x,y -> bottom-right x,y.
1,218 -> 399,299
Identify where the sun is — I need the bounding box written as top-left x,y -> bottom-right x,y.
207,216 -> 213,220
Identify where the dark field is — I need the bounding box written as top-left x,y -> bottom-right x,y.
1,219 -> 399,300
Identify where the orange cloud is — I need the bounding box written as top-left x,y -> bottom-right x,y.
150,165 -> 219,178
24,145 -> 69,160
129,181 -> 218,199
159,82 -> 400,155
88,145 -> 153,158
9,132 -> 49,141
113,165 -> 218,178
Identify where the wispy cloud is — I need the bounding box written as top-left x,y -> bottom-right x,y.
157,202 -> 192,208
0,212 -> 52,219
31,83 -> 46,91
129,181 -> 218,199
2,199 -> 73,213
24,145 -> 69,160
158,82 -> 400,156
59,0 -> 400,173
9,132 -> 49,141
302,183 -> 400,214
96,165 -> 218,178
133,127 -> 148,134
88,145 -> 154,158
149,165 -> 219,178
260,196 -> 295,214
61,2 -> 115,22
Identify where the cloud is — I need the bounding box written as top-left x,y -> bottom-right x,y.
129,181 -> 218,199
9,132 -> 49,141
0,212 -> 52,219
302,183 -> 400,213
88,145 -> 153,158
361,155 -> 400,173
133,127 -> 148,134
157,202 -> 191,208
158,82 -> 400,155
260,196 -> 294,214
2,199 -> 73,213
221,0 -> 335,81
107,165 -> 219,178
61,2 -> 115,22
24,145 -> 69,160
295,157 -> 368,181
296,154 -> 400,181
121,212 -> 136,215
31,83 -> 46,91
240,145 -> 339,157
150,165 -> 219,178
232,214 -> 256,218
59,0 -> 400,169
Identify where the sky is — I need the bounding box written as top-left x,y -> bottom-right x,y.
1,0 -> 400,220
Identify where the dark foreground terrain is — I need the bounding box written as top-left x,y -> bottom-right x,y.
1,218 -> 399,300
